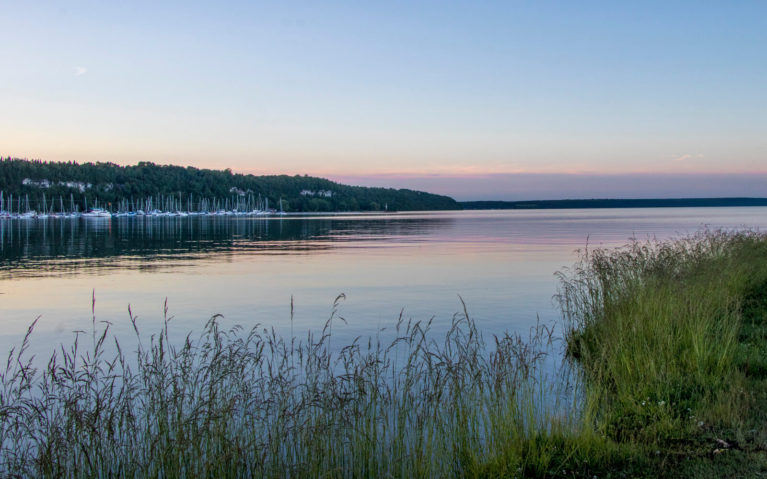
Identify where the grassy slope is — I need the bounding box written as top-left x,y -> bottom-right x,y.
557,230 -> 767,478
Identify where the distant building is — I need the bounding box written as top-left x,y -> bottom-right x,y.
22,178 -> 50,188
23,178 -> 92,192
300,189 -> 333,198
61,181 -> 91,192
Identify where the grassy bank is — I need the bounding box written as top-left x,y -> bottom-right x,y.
1,230 -> 766,477
560,229 -> 767,476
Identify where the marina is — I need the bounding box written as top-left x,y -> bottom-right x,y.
0,191 -> 289,219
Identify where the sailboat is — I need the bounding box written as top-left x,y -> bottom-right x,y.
37,194 -> 49,219
19,195 -> 35,219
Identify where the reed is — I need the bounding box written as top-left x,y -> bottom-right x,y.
0,294 -> 595,478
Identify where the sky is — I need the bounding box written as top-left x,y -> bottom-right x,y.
1,1 -> 765,200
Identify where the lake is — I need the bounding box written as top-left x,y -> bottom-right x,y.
2,207 -> 767,357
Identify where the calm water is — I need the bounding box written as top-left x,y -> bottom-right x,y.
2,207 -> 767,356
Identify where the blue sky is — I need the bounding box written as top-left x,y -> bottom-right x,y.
1,1 -> 765,199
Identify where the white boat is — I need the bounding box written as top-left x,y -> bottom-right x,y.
81,208 -> 112,218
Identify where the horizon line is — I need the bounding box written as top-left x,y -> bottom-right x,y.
4,156 -> 767,178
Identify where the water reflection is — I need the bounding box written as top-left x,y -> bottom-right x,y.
2,207 -> 767,363
0,215 -> 454,278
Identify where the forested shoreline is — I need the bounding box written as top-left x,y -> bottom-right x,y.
0,158 -> 459,213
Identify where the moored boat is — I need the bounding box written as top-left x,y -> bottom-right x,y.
81,208 -> 112,218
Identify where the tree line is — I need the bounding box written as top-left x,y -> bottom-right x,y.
0,158 -> 459,212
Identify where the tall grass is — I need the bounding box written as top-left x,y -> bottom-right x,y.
559,229 -> 767,445
0,293 -> 587,478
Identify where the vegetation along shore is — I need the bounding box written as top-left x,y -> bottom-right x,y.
0,158 -> 458,213
0,229 -> 765,477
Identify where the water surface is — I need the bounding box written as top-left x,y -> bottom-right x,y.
2,208 -> 767,356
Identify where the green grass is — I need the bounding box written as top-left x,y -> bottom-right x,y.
2,229 -> 767,477
560,229 -> 767,476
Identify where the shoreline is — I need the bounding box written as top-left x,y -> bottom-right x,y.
2,230 -> 766,477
